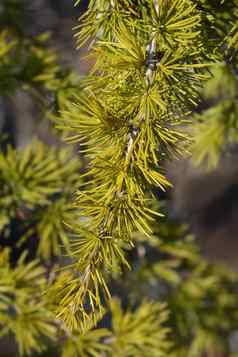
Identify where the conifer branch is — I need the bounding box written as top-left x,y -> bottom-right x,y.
55,0 -> 218,330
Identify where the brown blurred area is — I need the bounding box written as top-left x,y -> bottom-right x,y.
168,152 -> 238,271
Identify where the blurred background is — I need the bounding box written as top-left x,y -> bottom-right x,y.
0,0 -> 87,147
1,1 -> 238,356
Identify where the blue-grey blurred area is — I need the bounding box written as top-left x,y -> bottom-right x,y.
0,0 -> 88,148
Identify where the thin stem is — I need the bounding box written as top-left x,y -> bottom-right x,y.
125,0 -> 159,159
